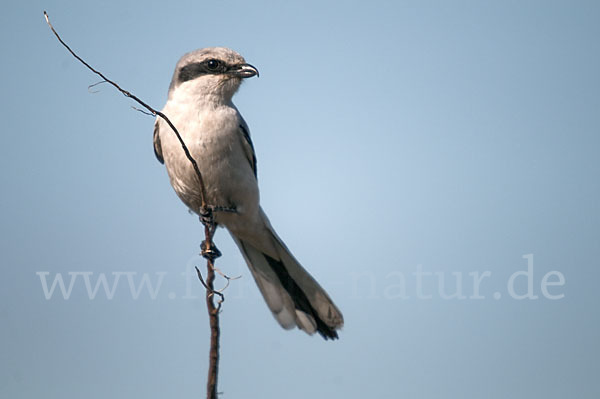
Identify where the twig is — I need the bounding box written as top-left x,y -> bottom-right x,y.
88,80 -> 107,93
43,11 -> 209,211
197,225 -> 222,398
131,106 -> 155,116
195,266 -> 225,310
44,11 -> 224,399
203,258 -> 220,398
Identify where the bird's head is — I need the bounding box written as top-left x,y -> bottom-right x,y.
167,47 -> 259,105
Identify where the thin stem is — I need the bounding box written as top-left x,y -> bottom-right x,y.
205,259 -> 220,399
43,11 -> 208,209
44,11 -> 221,398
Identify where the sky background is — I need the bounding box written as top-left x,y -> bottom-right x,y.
1,1 -> 599,398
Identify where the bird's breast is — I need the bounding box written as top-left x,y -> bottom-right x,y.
159,102 -> 259,218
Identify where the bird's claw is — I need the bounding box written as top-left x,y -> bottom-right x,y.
199,206 -> 214,226
199,205 -> 237,226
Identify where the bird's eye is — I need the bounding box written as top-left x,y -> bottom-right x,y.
206,59 -> 221,70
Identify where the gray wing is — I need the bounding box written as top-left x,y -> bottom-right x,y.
153,120 -> 164,164
238,120 -> 257,178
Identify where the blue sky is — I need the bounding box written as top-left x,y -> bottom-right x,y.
1,1 -> 599,398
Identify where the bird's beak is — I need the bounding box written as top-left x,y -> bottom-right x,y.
232,63 -> 259,78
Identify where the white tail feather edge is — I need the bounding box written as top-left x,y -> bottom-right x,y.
230,225 -> 343,337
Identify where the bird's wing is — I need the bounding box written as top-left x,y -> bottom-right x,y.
238,119 -> 257,178
153,120 -> 164,164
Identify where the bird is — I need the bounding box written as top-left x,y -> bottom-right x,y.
153,47 -> 343,339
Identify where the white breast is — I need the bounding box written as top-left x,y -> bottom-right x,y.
157,98 -> 259,223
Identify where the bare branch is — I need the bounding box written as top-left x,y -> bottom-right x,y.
44,11 -> 209,212
195,266 -> 225,309
44,11 -> 227,399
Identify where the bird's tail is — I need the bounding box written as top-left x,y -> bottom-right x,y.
230,212 -> 344,340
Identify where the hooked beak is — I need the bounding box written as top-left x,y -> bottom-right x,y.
232,63 -> 259,78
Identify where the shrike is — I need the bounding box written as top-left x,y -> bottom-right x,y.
153,47 -> 343,339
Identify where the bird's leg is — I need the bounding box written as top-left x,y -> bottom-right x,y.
199,205 -> 237,225
198,205 -> 217,260
199,205 -> 214,227
198,205 -> 236,260
199,205 -> 237,260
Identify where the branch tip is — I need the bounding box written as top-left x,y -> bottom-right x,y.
45,13 -> 225,398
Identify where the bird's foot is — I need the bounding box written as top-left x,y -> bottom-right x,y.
199,205 -> 237,226
199,206 -> 214,226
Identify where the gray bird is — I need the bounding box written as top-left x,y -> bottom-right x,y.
153,47 -> 343,339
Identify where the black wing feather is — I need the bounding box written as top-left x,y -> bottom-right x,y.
239,123 -> 257,177
153,121 -> 164,164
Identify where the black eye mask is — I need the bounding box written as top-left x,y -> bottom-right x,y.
178,59 -> 227,83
